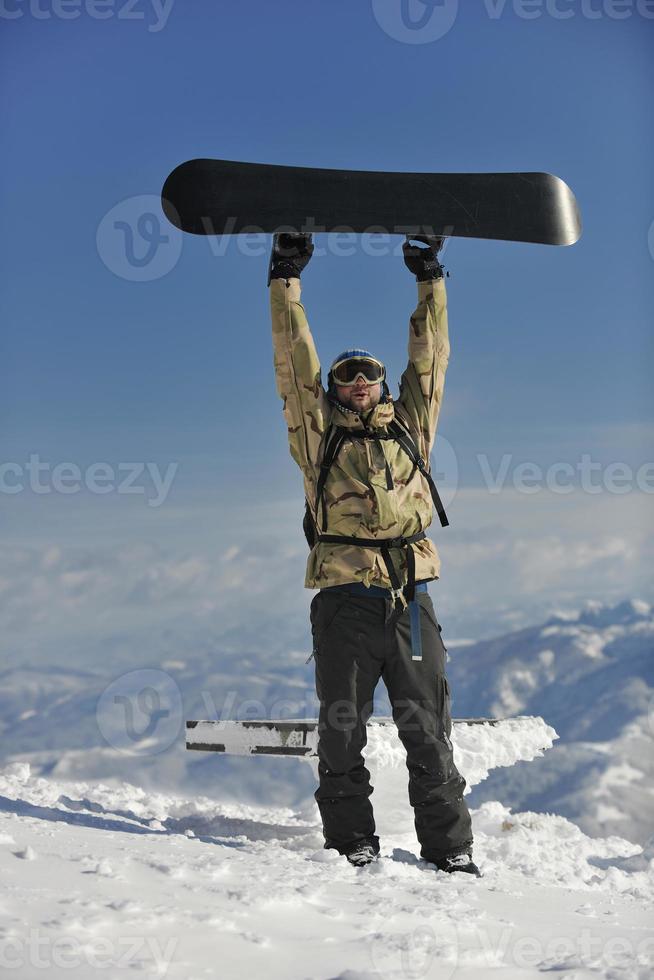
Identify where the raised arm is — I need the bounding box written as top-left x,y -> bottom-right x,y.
269,235 -> 330,480
396,237 -> 450,457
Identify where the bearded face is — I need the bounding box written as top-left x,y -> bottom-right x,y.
335,381 -> 382,414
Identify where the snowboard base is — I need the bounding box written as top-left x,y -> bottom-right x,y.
162,159 -> 582,246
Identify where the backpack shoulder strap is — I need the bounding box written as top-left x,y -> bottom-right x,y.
387,418 -> 449,528
315,424 -> 349,533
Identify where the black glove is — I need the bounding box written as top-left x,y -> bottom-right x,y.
268,233 -> 314,285
402,235 -> 446,282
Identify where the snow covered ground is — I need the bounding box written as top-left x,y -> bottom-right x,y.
1,758 -> 652,980
2,717 -> 653,979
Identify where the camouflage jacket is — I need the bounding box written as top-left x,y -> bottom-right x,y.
270,276 -> 450,590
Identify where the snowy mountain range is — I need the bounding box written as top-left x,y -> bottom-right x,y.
1,599 -> 652,845
447,599 -> 654,845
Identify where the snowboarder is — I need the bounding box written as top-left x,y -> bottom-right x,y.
269,233 -> 480,876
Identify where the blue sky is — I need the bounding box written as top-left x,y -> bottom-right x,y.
1,2 -> 653,658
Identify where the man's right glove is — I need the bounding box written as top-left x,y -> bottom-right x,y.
402,235 -> 446,282
268,232 -> 314,285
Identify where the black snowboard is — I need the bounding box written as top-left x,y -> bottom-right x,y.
161,158 -> 581,246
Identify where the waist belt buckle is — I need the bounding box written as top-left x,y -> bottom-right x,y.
390,586 -> 408,611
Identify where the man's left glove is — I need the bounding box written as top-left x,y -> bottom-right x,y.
402,235 -> 446,282
268,232 -> 314,285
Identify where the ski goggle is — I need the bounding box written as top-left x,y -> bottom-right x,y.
331,356 -> 386,387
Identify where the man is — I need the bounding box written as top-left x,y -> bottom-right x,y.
269,232 -> 479,876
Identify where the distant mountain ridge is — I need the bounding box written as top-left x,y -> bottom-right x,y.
449,599 -> 654,844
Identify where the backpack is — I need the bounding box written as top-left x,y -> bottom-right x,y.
302,415 -> 448,548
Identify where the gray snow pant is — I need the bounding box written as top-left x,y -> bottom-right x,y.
310,585 -> 473,862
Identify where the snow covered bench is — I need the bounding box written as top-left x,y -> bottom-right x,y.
186,716 -> 557,787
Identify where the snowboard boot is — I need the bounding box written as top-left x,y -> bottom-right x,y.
344,839 -> 380,867
434,851 -> 482,877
